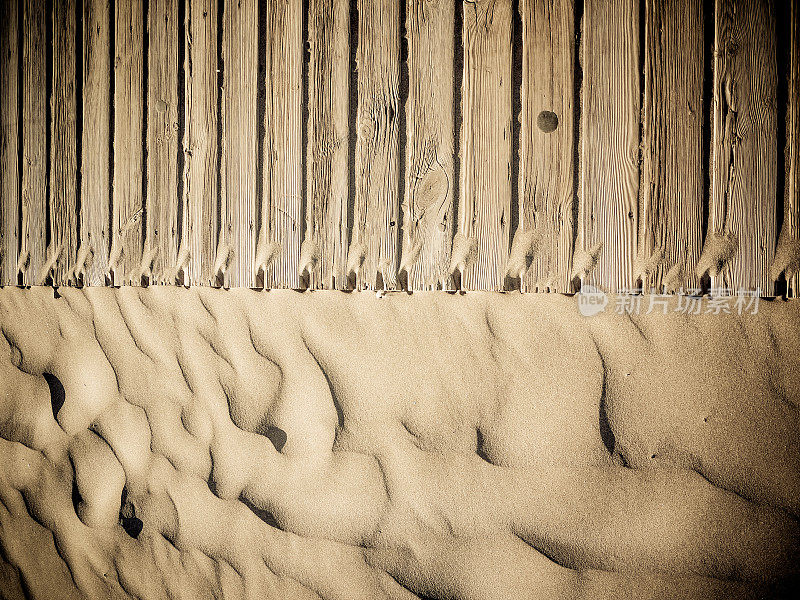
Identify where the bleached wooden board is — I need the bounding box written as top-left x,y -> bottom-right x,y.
184,0 -> 219,287
775,0 -> 800,297
0,0 -> 19,285
80,0 -> 112,285
303,0 -> 350,289
20,0 -> 47,285
638,0 -> 704,293
146,0 -> 180,284
112,0 -> 145,285
402,0 -> 455,290
349,0 -> 400,290
703,0 -> 777,296
514,0 -> 575,293
455,0 -> 512,291
261,0 -> 302,289
49,0 -> 78,285
578,0 -> 640,293
221,0 -> 257,287
303,0 -> 350,290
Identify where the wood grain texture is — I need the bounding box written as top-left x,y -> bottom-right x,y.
146,0 -> 180,284
775,0 -> 800,296
261,0 -> 302,289
20,0 -> 47,285
402,0 -> 454,290
303,0 -> 350,289
455,0 -> 512,291
638,0 -> 704,293
112,0 -> 145,285
513,0 -> 575,293
0,0 -> 19,285
221,0 -> 257,287
50,0 -> 78,285
703,0 -> 777,296
578,0 -> 640,293
184,0 -> 218,286
80,0 -> 111,285
349,0 -> 400,290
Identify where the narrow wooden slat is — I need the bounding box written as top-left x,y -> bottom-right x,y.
146,0 -> 179,284
184,0 -> 218,286
455,0 -> 512,291
774,0 -> 800,296
112,0 -> 145,285
348,0 -> 400,290
638,0 -> 704,293
578,0 -> 640,293
0,0 -> 19,285
702,0 -> 777,296
221,0 -> 257,287
80,0 -> 111,285
260,0 -> 302,289
513,0 -> 575,293
302,0 -> 350,289
790,0 -> 800,297
20,0 -> 47,285
401,0 -> 454,290
50,0 -> 78,285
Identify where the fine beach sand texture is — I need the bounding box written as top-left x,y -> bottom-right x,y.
0,288 -> 799,599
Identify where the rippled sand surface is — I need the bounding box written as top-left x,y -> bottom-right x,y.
1,288 -> 798,599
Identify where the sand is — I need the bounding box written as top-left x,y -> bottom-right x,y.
0,287 -> 798,599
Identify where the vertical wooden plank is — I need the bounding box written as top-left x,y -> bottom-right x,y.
302,0 -> 350,289
511,0 -> 575,293
80,0 -> 111,285
0,0 -> 19,285
401,0 -> 454,291
577,0 -> 640,293
184,0 -> 218,286
454,0 -> 512,291
221,0 -> 257,287
348,0 -> 400,290
773,0 -> 800,296
701,0 -> 776,296
638,0 -> 704,293
50,0 -> 78,285
112,0 -> 144,285
146,0 -> 179,284
20,0 -> 47,285
259,0 -> 302,289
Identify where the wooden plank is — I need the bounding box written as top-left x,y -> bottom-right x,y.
20,0 -> 47,285
0,0 -> 19,285
577,0 -> 640,293
259,0 -> 302,289
453,0 -> 512,291
112,0 -> 145,285
402,0 -> 454,291
302,0 -> 350,289
638,0 -> 704,293
184,0 -> 218,286
221,0 -> 257,287
348,0 -> 400,290
146,0 -> 179,284
80,0 -> 111,285
511,0 -> 575,293
701,0 -> 777,296
50,0 -> 78,285
773,0 -> 800,296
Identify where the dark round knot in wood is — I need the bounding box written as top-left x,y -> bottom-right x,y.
537,111 -> 559,133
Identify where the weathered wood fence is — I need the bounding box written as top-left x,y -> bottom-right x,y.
0,0 -> 798,294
